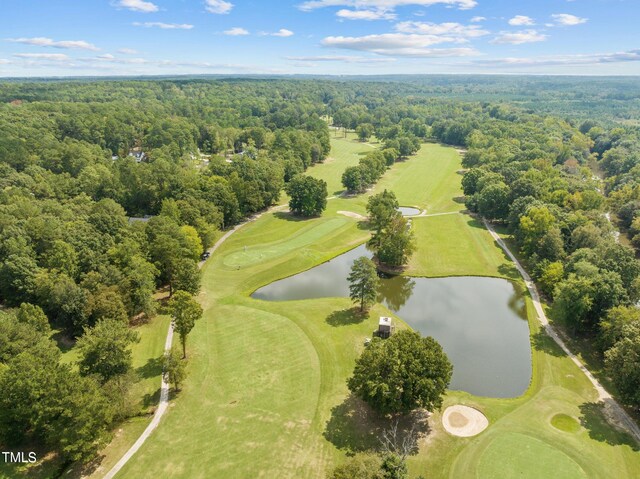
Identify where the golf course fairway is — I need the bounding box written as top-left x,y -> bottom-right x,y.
115,135 -> 640,479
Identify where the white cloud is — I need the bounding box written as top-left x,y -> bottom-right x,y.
336,9 -> 396,20
13,53 -> 70,61
272,29 -> 295,37
551,13 -> 587,26
118,48 -> 139,54
259,29 -> 295,37
299,1 -> 478,12
205,0 -> 234,14
0,59 -> 12,64
491,29 -> 546,45
470,16 -> 485,23
224,27 -> 250,35
287,55 -> 395,63
322,33 -> 478,57
8,37 -> 99,51
115,0 -> 159,13
508,15 -> 535,26
474,49 -> 640,67
395,21 -> 489,38
133,22 -> 194,29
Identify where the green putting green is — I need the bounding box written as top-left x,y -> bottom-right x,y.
477,433 -> 587,479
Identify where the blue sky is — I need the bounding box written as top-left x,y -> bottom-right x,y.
1,0 -> 639,76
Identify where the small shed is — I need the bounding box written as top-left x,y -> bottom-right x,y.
377,316 -> 395,339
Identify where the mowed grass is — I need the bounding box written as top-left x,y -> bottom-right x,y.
308,131 -> 375,196
407,213 -> 519,279
477,433 -> 587,479
116,135 -> 640,479
375,143 -> 465,214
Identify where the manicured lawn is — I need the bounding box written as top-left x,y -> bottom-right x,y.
374,143 -> 465,214
307,131 -> 374,196
115,136 -> 640,479
407,213 -> 519,279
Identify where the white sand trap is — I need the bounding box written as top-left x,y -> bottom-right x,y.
442,405 -> 488,437
337,210 -> 367,220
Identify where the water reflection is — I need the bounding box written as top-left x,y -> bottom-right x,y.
251,244 -> 532,398
377,274 -> 416,312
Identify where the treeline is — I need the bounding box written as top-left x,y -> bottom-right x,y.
457,107 -> 640,408
0,79 -> 334,466
340,132 -> 420,194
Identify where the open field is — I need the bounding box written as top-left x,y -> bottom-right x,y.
374,143 -> 465,214
114,136 -> 639,478
313,131 -> 375,196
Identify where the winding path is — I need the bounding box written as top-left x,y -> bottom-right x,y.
483,219 -> 640,444
102,210 -> 274,479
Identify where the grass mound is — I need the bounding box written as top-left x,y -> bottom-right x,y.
551,413 -> 581,433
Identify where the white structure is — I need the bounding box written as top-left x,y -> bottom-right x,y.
378,316 -> 395,338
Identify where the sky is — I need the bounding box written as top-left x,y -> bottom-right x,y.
1,0 -> 639,77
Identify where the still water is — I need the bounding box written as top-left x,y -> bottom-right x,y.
398,206 -> 421,216
252,244 -> 532,398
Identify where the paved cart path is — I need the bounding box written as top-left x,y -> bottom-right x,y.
102,208 -> 279,479
484,219 -> 640,444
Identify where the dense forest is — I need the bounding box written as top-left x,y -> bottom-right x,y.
1,77 -> 640,467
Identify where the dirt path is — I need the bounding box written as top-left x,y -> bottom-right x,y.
102,208 -> 279,479
483,219 -> 640,444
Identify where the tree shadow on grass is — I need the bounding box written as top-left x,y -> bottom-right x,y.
453,195 -> 466,204
142,387 -> 162,410
357,219 -> 372,231
273,211 -> 316,222
65,453 -> 105,478
326,307 -> 368,327
531,330 -> 564,357
136,355 -> 164,379
497,263 -> 521,282
323,394 -> 431,456
579,401 -> 639,451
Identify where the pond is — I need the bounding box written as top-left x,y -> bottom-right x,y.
251,244 -> 532,398
398,206 -> 421,216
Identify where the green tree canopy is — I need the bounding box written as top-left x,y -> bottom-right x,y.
348,330 -> 452,415
348,256 -> 380,312
367,190 -> 400,233
370,216 -> 415,268
77,319 -> 140,383
164,346 -> 187,392
168,290 -> 203,358
286,175 -> 328,217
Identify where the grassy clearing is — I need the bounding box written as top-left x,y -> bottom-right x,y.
407,213 -> 519,279
308,131 -> 374,196
374,143 -> 465,214
116,135 -> 640,479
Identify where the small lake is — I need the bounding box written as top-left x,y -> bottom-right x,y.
398,206 -> 421,216
251,244 -> 532,398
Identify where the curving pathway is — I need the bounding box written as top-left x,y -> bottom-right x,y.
483,219 -> 640,444
102,209 -> 277,479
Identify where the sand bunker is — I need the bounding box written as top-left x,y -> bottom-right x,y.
337,210 -> 367,220
442,405 -> 488,437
